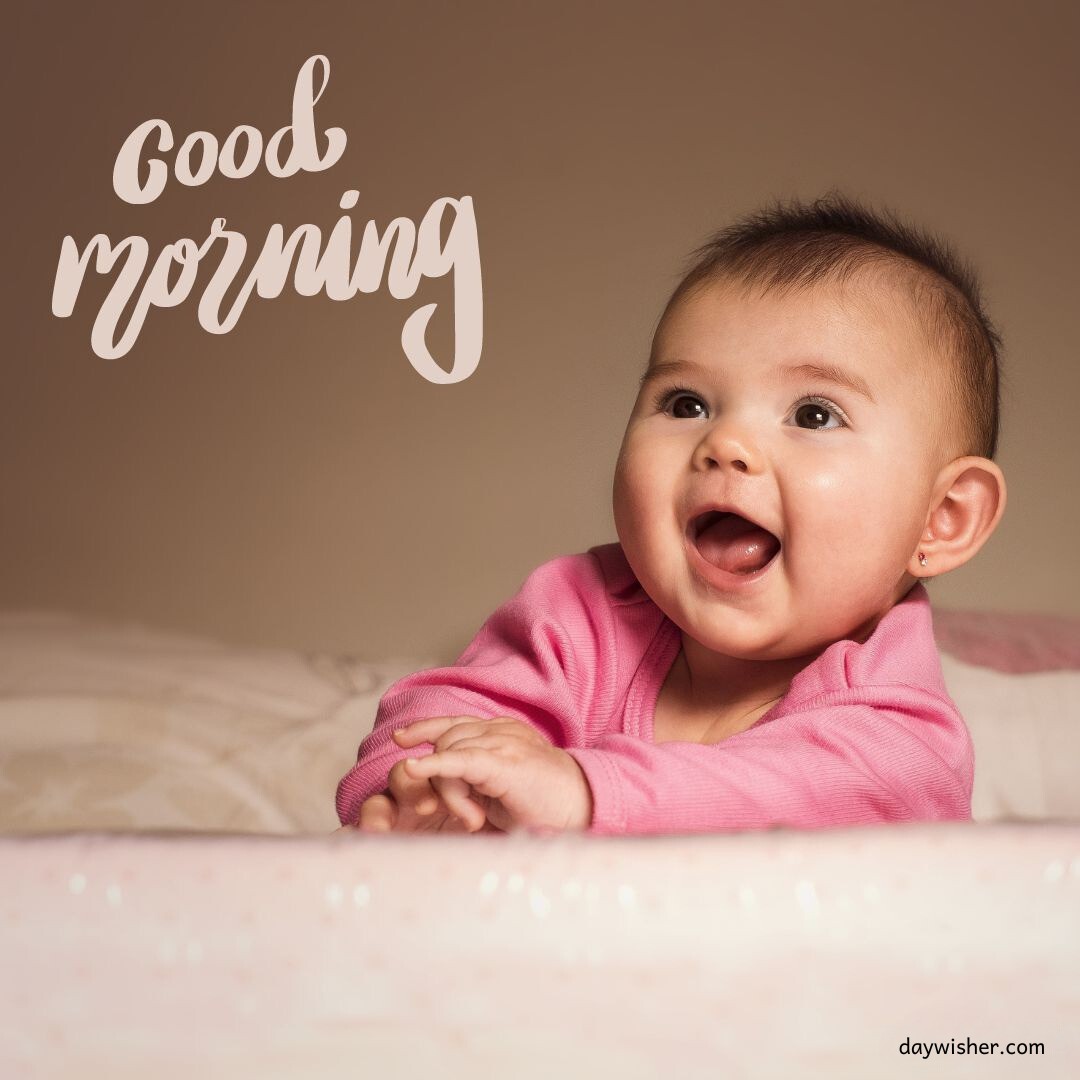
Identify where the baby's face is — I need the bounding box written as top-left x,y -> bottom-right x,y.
612,275 -> 947,661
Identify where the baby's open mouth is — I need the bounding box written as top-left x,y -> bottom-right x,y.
691,511 -> 782,575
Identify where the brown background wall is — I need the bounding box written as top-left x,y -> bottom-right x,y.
3,1 -> 1078,661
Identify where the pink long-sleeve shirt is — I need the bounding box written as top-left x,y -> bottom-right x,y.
335,543 -> 973,835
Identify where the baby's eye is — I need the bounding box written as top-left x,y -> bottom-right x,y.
791,397 -> 846,430
655,387 -> 708,419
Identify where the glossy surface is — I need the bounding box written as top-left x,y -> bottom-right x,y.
2,822 -> 1078,1078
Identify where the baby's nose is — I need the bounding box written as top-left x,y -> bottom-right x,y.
692,421 -> 761,473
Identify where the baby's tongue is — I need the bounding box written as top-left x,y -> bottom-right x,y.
695,514 -> 780,574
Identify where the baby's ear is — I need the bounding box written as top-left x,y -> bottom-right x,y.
908,456 -> 1007,579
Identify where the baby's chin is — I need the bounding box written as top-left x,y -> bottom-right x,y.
680,600 -> 873,662
676,616 -> 808,663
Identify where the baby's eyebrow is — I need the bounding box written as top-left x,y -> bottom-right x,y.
779,362 -> 876,403
638,358 -> 706,387
641,358 -> 876,404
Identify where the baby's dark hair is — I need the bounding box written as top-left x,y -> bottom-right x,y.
655,191 -> 1003,460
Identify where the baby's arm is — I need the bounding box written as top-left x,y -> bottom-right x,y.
335,552 -> 609,832
564,694 -> 972,834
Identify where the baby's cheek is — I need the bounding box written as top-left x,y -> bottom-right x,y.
612,475 -> 648,546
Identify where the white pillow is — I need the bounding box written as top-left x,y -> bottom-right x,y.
940,651 -> 1080,822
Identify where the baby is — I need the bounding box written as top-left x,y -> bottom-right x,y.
336,191 -> 1007,837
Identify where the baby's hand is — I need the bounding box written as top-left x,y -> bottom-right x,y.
393,716 -> 593,834
354,755 -> 498,834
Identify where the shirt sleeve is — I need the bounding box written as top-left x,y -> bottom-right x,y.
335,553 -> 613,826
565,685 -> 974,835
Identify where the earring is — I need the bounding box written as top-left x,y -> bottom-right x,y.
918,552 -> 927,567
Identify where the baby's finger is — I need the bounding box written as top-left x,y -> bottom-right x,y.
358,792 -> 397,833
386,758 -> 475,827
404,747 -> 499,795
431,775 -> 487,832
392,717 -> 476,747
387,757 -> 444,818
388,755 -> 483,830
